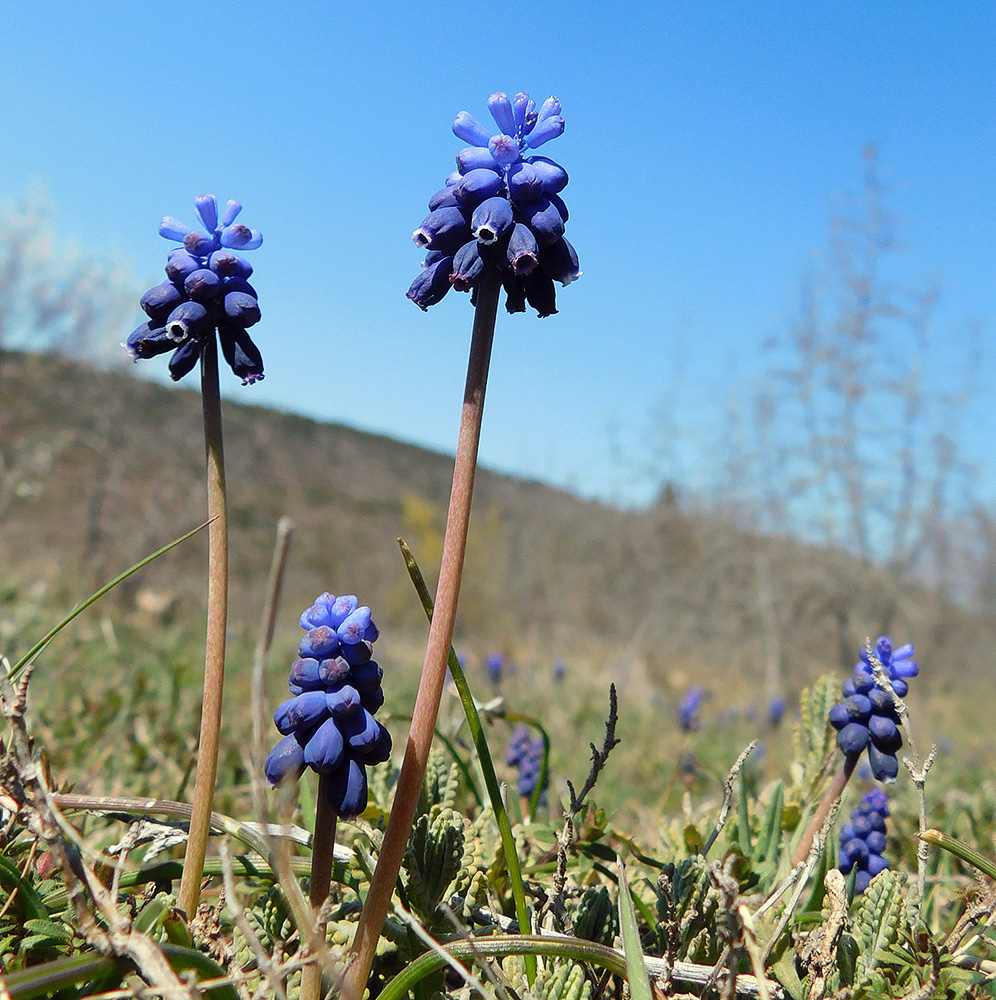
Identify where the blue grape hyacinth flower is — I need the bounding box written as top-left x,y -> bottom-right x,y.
126,195 -> 264,385
839,788 -> 890,893
265,593 -> 392,818
829,636 -> 918,783
408,91 -> 580,317
505,723 -> 547,801
678,686 -> 705,732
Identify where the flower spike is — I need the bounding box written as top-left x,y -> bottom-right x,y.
407,89 -> 579,316
128,195 -> 264,385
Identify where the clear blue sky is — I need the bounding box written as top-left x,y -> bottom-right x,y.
2,1 -> 993,505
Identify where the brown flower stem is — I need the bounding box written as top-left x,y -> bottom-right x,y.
343,265 -> 502,999
790,752 -> 858,867
178,334 -> 230,918
301,773 -> 339,1000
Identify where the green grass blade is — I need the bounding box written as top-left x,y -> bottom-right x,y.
378,934 -> 630,1000
400,538 -> 536,982
0,952 -> 121,999
7,518 -> 213,681
920,828 -> 996,879
617,856 -> 653,1000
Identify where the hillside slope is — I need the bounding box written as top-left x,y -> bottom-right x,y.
1,349 -> 991,699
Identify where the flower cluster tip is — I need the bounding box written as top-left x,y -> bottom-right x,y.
408,91 -> 580,317
127,195 -> 264,385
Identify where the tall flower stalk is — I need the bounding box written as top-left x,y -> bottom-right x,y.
345,89 -> 579,997
178,335 -> 230,916
126,195 -> 265,917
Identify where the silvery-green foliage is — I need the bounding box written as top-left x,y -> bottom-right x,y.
525,960 -> 592,1000
791,674 -> 841,791
572,885 -> 617,945
669,856 -> 726,964
402,806 -> 468,925
849,869 -> 908,986
421,747 -> 461,814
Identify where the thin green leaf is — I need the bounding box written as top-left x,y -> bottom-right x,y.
21,919 -> 69,942
161,943 -> 242,1000
0,952 -> 120,998
7,518 -> 213,680
617,856 -> 653,1000
920,829 -> 996,880
756,782 -> 784,864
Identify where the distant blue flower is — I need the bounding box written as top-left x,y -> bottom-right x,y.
553,659 -> 567,682
839,788 -> 890,893
408,91 -> 580,317
265,592 -> 392,818
829,636 -> 918,783
127,195 -> 264,385
678,686 -> 705,732
768,696 -> 787,727
505,723 -> 547,801
485,652 -> 504,686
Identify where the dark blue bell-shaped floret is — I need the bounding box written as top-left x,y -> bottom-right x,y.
507,223 -> 540,276
327,756 -> 369,817
288,657 -> 324,693
218,324 -> 264,385
340,640 -> 373,667
506,162 -> 543,201
337,606 -> 379,644
836,722 -> 870,754
452,110 -> 493,147
266,593 -> 391,819
167,340 -> 201,381
318,656 -> 352,686
166,301 -> 210,342
523,271 -> 558,318
125,322 -> 173,360
413,207 -> 472,253
326,684 -> 362,717
527,156 -> 569,194
429,186 -> 460,210
540,237 -> 581,286
360,685 -> 385,714
224,291 -> 261,327
184,268 -> 222,301
265,733 -> 306,785
349,660 -> 384,693
471,197 -> 514,245
408,255 -> 455,310
457,146 -> 502,174
141,281 -> 184,323
274,690 -> 329,735
454,168 -> 505,208
303,717 -> 345,772
208,249 -> 253,279
517,197 -> 564,246
450,240 -> 491,291
300,593 -> 336,630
